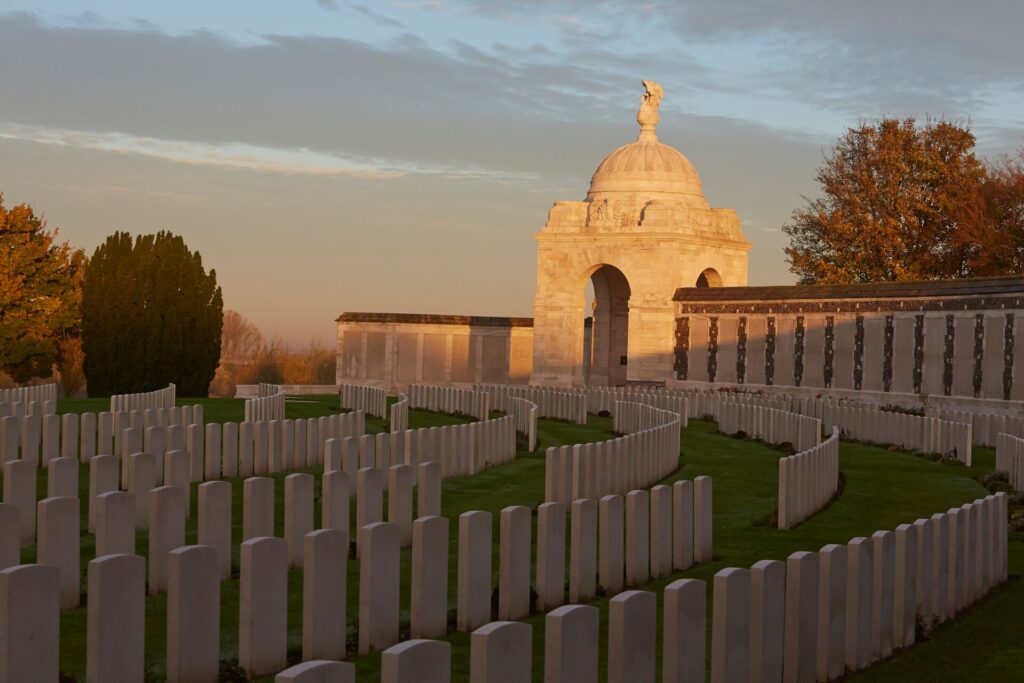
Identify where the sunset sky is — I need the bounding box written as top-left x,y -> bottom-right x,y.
1,1 -> 1022,345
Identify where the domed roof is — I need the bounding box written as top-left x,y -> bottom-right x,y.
587,138 -> 705,199
586,80 -> 707,205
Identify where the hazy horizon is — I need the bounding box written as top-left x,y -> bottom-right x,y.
1,1 -> 1021,346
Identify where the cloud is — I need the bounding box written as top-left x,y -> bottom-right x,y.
350,4 -> 405,28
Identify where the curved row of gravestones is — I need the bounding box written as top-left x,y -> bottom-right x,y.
244,382 -> 286,421
0,467 -> 716,680
409,385 -> 491,421
2,387 -> 1015,679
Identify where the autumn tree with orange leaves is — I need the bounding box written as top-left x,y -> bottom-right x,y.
0,194 -> 85,385
785,118 -> 1024,284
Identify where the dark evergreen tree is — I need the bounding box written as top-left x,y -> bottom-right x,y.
82,231 -> 223,397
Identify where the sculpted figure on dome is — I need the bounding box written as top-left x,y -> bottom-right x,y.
636,80 -> 663,136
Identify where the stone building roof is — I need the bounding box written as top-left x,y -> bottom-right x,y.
673,275 -> 1024,302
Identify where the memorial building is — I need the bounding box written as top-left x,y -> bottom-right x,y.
337,82 -> 1024,403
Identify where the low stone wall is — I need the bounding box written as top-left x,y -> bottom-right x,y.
0,383 -> 58,416
339,383 -> 387,419
779,427 -> 840,529
717,402 -> 823,452
996,433 -> 1024,491
544,402 -> 681,504
475,384 -> 587,424
110,383 -> 175,412
409,384 -> 490,421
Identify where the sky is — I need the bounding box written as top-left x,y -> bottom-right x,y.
1,1 -> 1022,345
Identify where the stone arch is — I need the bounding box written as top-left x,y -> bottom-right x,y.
582,264 -> 631,387
696,267 -> 723,288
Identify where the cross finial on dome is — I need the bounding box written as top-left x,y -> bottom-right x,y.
636,80 -> 663,142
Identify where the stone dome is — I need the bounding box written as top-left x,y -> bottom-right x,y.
587,137 -> 706,201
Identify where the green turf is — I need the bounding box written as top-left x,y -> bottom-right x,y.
5,398 -> 1021,681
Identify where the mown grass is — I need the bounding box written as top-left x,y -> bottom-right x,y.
5,397 -> 1021,681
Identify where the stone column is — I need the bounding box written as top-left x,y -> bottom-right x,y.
37,496 -> 80,608
303,528 -> 348,661
0,564 -> 59,682
95,491 -> 135,557
412,516 -> 449,639
470,621 -> 532,683
148,486 -> 186,595
544,605 -> 599,683
783,551 -> 819,683
87,554 -> 145,683
608,590 -> 656,683
167,546 -> 220,683
359,522 -> 401,654
499,505 -> 531,620
198,481 -> 232,581
240,536 -> 288,677
750,559 -> 784,683
569,498 -> 597,603
458,510 -> 492,632
663,578 -> 705,683
711,567 -> 750,683
243,476 -> 275,541
285,473 -> 315,568
536,501 -> 566,612
381,639 -> 451,683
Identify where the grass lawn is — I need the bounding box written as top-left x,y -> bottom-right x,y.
4,397 -> 1020,681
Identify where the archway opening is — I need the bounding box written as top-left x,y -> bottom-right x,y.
696,267 -> 723,288
583,264 -> 631,387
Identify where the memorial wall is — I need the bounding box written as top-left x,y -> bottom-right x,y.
672,276 -> 1024,401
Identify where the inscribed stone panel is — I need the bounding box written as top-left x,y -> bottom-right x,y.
422,334 -> 447,383
396,334 -> 419,383
450,334 -> 473,383
745,317 -> 766,385
365,333 -> 386,383
481,335 -> 509,383
339,332 -> 364,380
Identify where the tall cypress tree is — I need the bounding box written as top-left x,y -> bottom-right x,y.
82,231 -> 223,396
